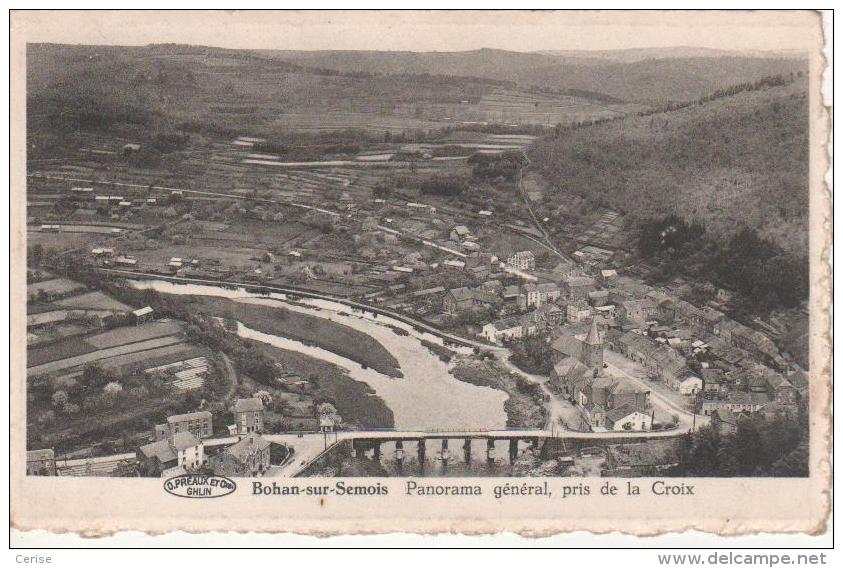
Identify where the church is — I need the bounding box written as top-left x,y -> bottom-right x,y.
550,318 -> 651,431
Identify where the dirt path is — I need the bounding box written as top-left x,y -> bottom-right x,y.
219,353 -> 238,400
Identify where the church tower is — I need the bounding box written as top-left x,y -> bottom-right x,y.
581,317 -> 604,371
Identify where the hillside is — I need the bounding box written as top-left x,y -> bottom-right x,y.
26,43 -> 639,147
268,48 -> 807,103
529,79 -> 809,260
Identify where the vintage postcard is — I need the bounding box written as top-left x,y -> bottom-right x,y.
9,9 -> 831,538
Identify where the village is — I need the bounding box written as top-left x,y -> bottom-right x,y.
22,41 -> 810,479
24,127 -> 808,479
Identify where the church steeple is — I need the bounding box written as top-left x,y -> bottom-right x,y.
582,317 -> 604,371
585,317 -> 601,345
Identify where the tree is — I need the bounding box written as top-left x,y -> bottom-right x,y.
51,390 -> 68,408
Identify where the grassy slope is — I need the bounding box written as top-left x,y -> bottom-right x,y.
184,295 -> 403,378
257,343 -> 394,429
529,81 -> 809,259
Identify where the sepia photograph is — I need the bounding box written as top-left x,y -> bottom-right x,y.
9,8 -> 832,541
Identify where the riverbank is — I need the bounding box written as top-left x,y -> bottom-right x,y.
253,342 -> 395,430
450,358 -> 546,429
129,279 -> 509,430
182,295 -> 403,378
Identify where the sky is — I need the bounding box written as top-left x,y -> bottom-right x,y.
12,10 -> 821,53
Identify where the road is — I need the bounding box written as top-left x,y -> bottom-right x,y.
491,351 -> 582,431
603,350 -> 707,432
219,353 -> 238,400
515,160 -> 572,264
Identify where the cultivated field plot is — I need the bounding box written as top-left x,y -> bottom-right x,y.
27,336 -> 96,368
27,231 -> 102,250
54,291 -> 132,312
85,321 -> 182,350
27,278 -> 86,297
27,335 -> 186,376
27,309 -> 114,327
101,343 -> 202,374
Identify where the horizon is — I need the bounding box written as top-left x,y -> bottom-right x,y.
15,11 -> 818,53
29,41 -> 807,56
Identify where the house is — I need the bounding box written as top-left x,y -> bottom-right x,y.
710,409 -> 750,435
753,364 -> 798,405
233,398 -> 265,435
464,253 -> 494,279
530,303 -> 566,329
701,368 -> 728,394
604,405 -> 653,432
507,251 -> 536,271
481,317 -> 524,344
563,276 -> 596,301
588,290 -> 610,307
537,282 -> 562,304
443,287 -> 475,314
599,269 -> 619,286
502,285 -> 521,303
449,225 -> 472,242
442,286 -> 496,315
566,301 -> 591,324
603,440 -> 681,476
666,373 -> 703,396
211,432 -> 271,477
115,256 -> 138,267
520,283 -> 541,308
137,431 -> 204,477
132,306 -> 154,324
442,259 -> 466,270
165,410 -> 213,440
701,392 -> 769,416
618,299 -> 657,325
26,449 -> 56,476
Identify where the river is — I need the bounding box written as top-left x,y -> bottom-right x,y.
128,280 -> 509,430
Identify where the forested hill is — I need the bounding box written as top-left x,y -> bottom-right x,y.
529,78 -> 809,261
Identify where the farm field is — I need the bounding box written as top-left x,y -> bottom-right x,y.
84,320 -> 182,349
27,336 -> 97,368
27,278 -> 86,298
27,335 -> 186,376
54,291 -> 132,312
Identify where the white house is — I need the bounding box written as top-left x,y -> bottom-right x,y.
668,374 -> 703,396
605,407 -> 653,432
481,318 -> 524,344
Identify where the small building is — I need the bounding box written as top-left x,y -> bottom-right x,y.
122,143 -> 141,154
165,410 -> 213,440
115,256 -> 138,267
603,440 -> 681,476
604,405 -> 653,432
26,449 -> 56,476
132,306 -> 154,324
211,432 -> 271,477
481,317 -> 525,344
233,398 -> 265,435
507,251 -> 536,271
667,373 -> 703,396
449,225 -> 472,242
137,432 -> 204,477
563,276 -> 596,301
599,269 -> 619,285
